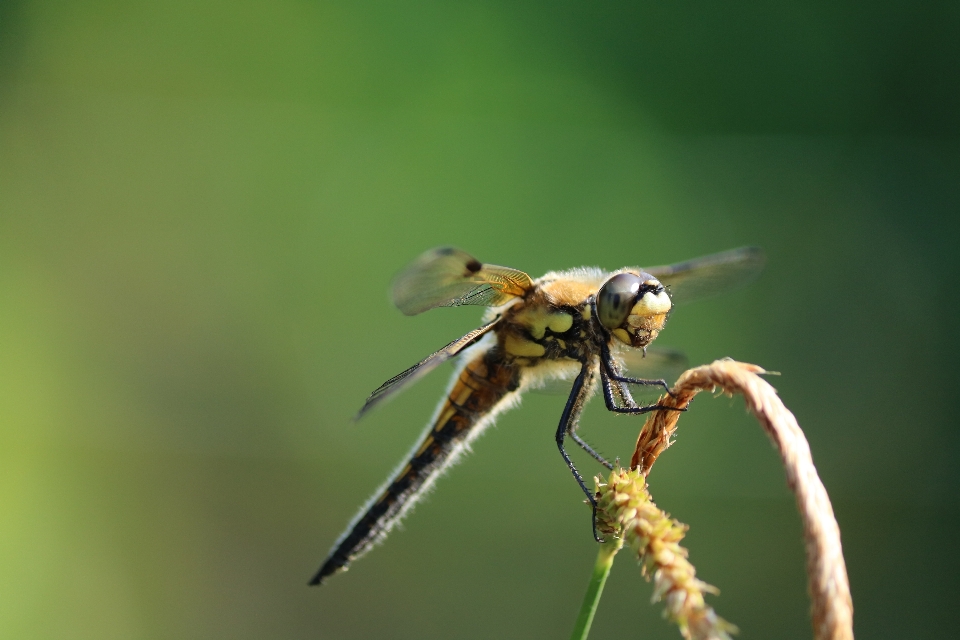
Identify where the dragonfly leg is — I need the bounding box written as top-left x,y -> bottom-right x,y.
555,361 -> 599,506
607,373 -> 672,395
600,343 -> 674,396
600,366 -> 686,415
592,503 -> 605,543
570,432 -> 614,470
555,361 -> 612,543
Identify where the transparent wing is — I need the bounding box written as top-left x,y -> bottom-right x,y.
644,246 -> 766,305
392,247 -> 533,316
354,317 -> 500,420
616,346 -> 689,382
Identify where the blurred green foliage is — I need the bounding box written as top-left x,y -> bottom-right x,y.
0,1 -> 957,638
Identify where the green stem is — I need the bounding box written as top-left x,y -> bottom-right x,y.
569,537 -> 624,640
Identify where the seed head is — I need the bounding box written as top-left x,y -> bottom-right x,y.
594,468 -> 737,640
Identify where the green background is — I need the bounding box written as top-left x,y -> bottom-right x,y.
1,1 -> 957,638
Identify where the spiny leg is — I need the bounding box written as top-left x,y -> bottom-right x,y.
600,342 -> 673,396
600,365 -> 686,415
561,371 -> 617,471
570,432 -> 614,470
565,350 -> 615,468
555,363 -> 594,501
607,372 -> 672,395
555,361 -> 605,542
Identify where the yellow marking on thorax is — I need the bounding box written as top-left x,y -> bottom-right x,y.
548,312 -> 573,333
512,307 -> 574,339
504,333 -> 546,357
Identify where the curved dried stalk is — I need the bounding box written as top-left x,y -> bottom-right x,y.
631,360 -> 854,640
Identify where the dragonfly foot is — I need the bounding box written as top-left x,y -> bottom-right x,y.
591,503 -> 605,543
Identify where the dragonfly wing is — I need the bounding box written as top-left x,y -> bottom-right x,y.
354,317 -> 500,420
644,246 -> 766,305
616,345 -> 689,382
392,247 -> 533,315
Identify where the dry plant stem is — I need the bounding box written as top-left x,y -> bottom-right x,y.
632,360 -> 854,640
569,537 -> 624,640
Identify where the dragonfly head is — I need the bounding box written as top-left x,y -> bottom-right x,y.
596,271 -> 672,348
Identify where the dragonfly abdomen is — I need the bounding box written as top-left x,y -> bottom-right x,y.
310,347 -> 520,585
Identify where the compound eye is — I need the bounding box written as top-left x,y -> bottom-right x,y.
597,273 -> 642,330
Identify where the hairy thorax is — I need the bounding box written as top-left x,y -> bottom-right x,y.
492,268 -> 608,370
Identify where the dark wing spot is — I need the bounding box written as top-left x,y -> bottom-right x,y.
465,259 -> 483,275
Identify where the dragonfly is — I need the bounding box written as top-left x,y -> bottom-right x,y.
309,246 -> 765,585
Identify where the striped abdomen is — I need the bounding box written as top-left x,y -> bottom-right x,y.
310,347 -> 520,585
